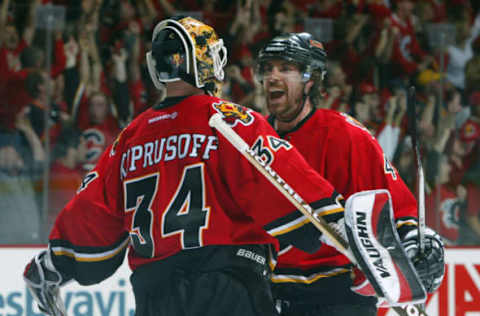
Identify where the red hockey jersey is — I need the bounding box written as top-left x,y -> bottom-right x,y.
48,95 -> 343,285
267,109 -> 418,284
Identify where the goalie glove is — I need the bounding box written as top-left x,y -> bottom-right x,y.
401,227 -> 445,293
23,250 -> 67,316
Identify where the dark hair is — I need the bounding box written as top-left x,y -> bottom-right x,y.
20,46 -> 44,68
53,125 -> 82,160
25,71 -> 45,98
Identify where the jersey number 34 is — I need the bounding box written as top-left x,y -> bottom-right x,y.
124,163 -> 209,258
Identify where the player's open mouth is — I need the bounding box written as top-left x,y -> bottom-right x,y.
269,90 -> 285,100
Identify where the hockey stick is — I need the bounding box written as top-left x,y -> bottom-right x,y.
209,113 -> 427,316
407,86 -> 426,254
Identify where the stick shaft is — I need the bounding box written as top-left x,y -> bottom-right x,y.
407,86 -> 426,253
416,148 -> 426,253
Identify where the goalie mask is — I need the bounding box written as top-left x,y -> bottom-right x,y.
255,32 -> 327,83
146,17 -> 227,97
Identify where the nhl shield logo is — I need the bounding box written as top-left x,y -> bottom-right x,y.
212,101 -> 253,127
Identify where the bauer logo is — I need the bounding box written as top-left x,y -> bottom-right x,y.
236,248 -> 266,265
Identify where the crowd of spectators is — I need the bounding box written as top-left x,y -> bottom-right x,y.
0,0 -> 479,246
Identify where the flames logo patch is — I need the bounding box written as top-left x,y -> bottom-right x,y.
212,101 -> 254,126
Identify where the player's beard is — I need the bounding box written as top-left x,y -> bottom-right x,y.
266,86 -> 304,122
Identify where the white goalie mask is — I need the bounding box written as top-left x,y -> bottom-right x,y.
146,16 -> 227,97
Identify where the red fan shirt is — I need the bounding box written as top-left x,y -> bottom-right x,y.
389,13 -> 427,76
80,118 -> 121,171
426,185 -> 461,244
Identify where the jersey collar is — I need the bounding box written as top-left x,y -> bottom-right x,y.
268,108 -> 317,138
153,95 -> 193,110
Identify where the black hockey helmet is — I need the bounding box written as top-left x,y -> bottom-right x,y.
256,32 -> 327,83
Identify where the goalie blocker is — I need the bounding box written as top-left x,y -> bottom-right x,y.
345,190 -> 426,306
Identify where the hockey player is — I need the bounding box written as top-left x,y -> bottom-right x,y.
255,32 -> 446,316
23,17 -> 348,316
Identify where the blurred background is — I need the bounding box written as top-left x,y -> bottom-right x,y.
0,0 -> 479,247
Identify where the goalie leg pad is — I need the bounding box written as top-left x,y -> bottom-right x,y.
344,190 -> 426,306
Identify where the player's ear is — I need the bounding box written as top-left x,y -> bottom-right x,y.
304,80 -> 314,95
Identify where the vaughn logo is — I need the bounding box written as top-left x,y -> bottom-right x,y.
356,211 -> 391,278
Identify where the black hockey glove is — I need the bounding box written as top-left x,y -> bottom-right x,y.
23,250 -> 67,316
401,227 -> 445,293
